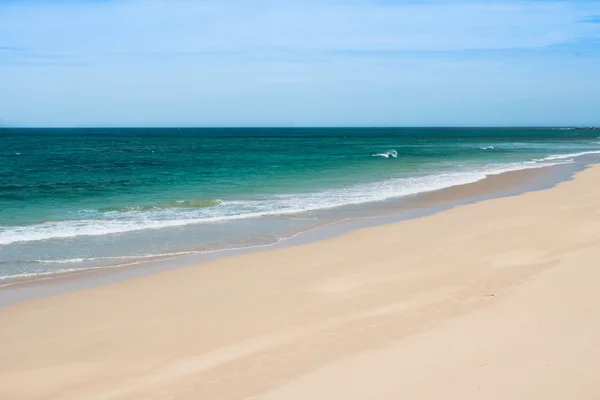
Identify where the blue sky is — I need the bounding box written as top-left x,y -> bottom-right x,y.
1,0 -> 600,127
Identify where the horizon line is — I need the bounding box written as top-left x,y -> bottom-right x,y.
1,125 -> 598,130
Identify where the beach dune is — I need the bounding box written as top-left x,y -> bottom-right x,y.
1,166 -> 600,399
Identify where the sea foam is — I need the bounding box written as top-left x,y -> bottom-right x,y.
540,150 -> 600,161
0,159 -> 573,246
373,150 -> 398,158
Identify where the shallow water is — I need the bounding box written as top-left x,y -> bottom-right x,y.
1,127 -> 600,281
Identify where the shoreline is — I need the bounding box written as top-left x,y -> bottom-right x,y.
1,164 -> 600,398
0,158 -> 590,306
4,127 -> 600,289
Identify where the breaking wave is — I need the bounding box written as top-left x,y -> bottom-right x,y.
0,159 -> 574,246
373,150 -> 398,158
538,150 -> 600,161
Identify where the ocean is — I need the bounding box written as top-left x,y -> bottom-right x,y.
1,127 -> 600,283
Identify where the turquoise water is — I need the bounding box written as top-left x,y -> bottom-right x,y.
1,128 -> 600,282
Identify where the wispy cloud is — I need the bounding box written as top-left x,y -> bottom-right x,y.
581,15 -> 600,24
1,0 -> 600,65
1,0 -> 600,126
0,46 -> 83,66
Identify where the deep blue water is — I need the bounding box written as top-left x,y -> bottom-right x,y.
1,127 -> 600,282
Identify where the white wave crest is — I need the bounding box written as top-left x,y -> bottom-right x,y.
479,146 -> 495,150
540,150 -> 600,161
373,149 -> 398,158
0,159 -> 573,246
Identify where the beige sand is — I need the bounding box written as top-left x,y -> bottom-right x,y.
1,166 -> 600,400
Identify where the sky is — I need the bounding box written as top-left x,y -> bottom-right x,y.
1,0 -> 600,127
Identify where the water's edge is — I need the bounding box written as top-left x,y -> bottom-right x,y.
1,156 -> 595,307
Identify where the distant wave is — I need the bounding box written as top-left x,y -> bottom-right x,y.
538,150 -> 600,161
479,146 -> 495,150
373,149 -> 398,158
0,158 -> 575,246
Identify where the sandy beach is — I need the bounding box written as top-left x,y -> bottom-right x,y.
2,164 -> 600,399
